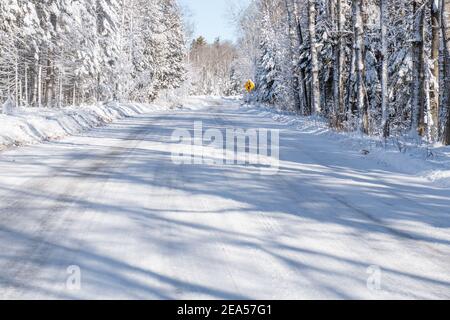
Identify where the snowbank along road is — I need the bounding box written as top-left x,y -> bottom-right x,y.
0,97 -> 449,299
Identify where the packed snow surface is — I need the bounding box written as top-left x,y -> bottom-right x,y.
0,97 -> 449,299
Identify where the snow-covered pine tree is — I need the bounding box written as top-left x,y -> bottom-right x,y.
158,0 -> 186,91
94,0 -> 121,101
255,2 -> 280,104
0,0 -> 187,107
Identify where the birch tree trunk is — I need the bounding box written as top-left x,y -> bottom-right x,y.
295,10 -> 311,115
32,59 -> 38,107
45,10 -> 57,107
411,1 -> 426,136
58,70 -> 63,108
45,54 -> 55,107
346,42 -> 356,117
308,0 -> 321,114
353,0 -> 367,133
442,0 -> 450,144
15,53 -> 19,108
284,0 -> 301,112
380,0 -> 389,137
73,82 -> 76,107
333,0 -> 345,125
38,65 -> 42,108
24,64 -> 28,107
430,0 -> 441,141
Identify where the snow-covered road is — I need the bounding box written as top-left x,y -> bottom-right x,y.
0,97 -> 449,299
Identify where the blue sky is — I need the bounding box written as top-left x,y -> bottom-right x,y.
178,0 -> 250,43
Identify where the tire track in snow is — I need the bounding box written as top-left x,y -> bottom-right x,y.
0,116 -> 163,298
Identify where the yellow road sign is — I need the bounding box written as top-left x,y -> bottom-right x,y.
244,79 -> 255,93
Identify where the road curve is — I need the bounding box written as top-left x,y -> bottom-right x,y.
0,97 -> 449,299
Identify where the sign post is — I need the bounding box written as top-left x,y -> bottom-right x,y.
244,79 -> 255,104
